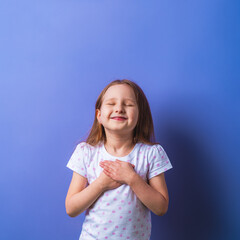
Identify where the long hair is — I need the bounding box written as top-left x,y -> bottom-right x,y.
85,79 -> 157,146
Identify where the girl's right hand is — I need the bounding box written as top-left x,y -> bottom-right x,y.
97,171 -> 122,191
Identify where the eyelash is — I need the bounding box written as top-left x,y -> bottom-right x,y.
107,103 -> 134,106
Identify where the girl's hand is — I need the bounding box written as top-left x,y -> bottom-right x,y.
99,160 -> 136,185
97,171 -> 122,191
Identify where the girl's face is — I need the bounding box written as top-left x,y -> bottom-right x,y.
96,84 -> 139,137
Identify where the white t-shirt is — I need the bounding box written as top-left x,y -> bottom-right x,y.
66,141 -> 173,240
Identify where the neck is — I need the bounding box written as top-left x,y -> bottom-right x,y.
104,131 -> 135,154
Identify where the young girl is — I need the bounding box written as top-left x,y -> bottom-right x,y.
65,79 -> 173,240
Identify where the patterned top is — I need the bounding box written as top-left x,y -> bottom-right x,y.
66,141 -> 173,240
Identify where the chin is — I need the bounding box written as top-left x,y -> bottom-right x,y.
106,126 -> 130,133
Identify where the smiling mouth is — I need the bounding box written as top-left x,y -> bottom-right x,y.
111,117 -> 127,121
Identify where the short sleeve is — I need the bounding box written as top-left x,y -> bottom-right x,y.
66,142 -> 88,178
147,144 -> 173,180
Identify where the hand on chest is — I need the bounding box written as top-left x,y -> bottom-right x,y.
86,152 -> 149,184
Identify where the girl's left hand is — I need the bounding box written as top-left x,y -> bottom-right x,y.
99,160 -> 136,185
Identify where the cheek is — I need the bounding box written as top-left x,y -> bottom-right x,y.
134,114 -> 139,124
101,108 -> 112,118
130,109 -> 139,122
135,109 -> 139,123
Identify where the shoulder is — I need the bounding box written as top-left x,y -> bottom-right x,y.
151,144 -> 165,153
76,142 -> 90,150
137,143 -> 167,163
75,141 -> 100,155
138,142 -> 165,153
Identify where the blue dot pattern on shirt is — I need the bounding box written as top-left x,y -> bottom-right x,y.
66,141 -> 173,240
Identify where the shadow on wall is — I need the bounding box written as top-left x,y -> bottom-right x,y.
151,118 -> 226,240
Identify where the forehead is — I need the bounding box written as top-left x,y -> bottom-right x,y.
103,84 -> 136,101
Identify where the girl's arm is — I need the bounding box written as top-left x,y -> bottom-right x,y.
128,172 -> 169,216
65,172 -> 103,217
100,160 -> 169,216
65,171 -> 122,217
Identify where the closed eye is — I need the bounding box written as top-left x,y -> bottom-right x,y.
125,102 -> 135,106
106,102 -> 134,106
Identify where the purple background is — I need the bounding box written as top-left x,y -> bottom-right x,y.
0,0 -> 239,239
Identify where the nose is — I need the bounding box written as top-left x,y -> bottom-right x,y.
114,103 -> 125,113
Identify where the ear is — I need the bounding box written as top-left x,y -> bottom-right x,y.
96,109 -> 101,123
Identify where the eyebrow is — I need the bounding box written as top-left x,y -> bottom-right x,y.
104,98 -> 136,102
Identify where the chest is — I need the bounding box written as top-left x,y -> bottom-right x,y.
85,151 -> 149,184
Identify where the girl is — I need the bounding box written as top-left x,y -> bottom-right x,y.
65,79 -> 173,240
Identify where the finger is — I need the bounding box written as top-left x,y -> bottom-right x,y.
116,159 -> 134,168
103,160 -> 112,164
106,162 -> 118,169
100,162 -> 106,168
114,159 -> 122,166
103,164 -> 115,173
100,161 -> 113,169
103,169 -> 114,178
102,160 -> 115,167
